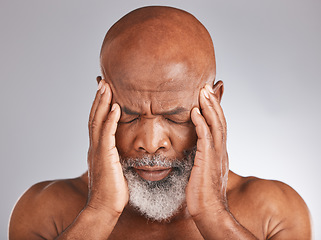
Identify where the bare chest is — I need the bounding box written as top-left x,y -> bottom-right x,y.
107,216 -> 205,240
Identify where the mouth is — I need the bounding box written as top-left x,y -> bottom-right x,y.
133,166 -> 173,181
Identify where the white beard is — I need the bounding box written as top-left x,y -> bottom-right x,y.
121,148 -> 196,222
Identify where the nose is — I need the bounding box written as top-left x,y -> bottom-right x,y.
133,117 -> 171,154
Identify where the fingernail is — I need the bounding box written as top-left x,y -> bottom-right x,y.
97,81 -> 103,91
202,88 -> 210,99
111,103 -> 117,112
195,108 -> 200,115
205,84 -> 214,94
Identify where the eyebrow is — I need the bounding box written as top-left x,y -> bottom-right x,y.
122,106 -> 189,115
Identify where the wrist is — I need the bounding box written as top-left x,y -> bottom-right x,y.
84,204 -> 122,224
56,205 -> 121,239
193,208 -> 227,239
190,200 -> 228,221
85,196 -> 125,218
191,204 -> 233,237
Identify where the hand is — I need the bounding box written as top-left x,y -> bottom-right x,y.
86,78 -> 129,217
186,81 -> 229,219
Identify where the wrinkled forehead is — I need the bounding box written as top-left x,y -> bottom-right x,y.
109,69 -> 202,115
116,90 -> 198,117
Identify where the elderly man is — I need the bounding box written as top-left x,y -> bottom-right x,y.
9,6 -> 311,240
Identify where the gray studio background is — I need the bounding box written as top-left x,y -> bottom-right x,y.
1,0 -> 320,239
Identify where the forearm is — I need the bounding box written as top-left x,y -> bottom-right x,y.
193,208 -> 258,240
55,206 -> 120,240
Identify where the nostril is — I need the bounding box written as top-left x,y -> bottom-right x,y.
137,146 -> 166,154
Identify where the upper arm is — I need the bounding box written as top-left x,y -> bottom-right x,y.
264,180 -> 312,240
9,181 -> 63,240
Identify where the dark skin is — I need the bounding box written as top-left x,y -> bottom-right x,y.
9,6 -> 311,240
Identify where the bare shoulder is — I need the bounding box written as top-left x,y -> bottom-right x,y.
9,176 -> 87,240
228,172 -> 312,239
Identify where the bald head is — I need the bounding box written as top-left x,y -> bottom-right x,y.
100,6 -> 216,92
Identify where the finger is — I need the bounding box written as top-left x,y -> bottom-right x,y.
191,107 -> 214,166
90,80 -> 112,146
207,84 -> 228,152
199,87 -> 224,151
207,83 -> 227,135
88,80 -> 104,132
100,103 -> 121,157
206,84 -> 229,179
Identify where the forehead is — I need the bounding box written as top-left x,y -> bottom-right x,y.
107,58 -> 203,114
111,79 -> 200,115
113,61 -> 201,90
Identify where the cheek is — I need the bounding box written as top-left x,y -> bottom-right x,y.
115,124 -> 133,155
169,124 -> 197,151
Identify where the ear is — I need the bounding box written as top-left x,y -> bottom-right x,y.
212,80 -> 224,103
96,76 -> 102,84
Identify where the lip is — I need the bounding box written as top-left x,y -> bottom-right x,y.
134,166 -> 172,181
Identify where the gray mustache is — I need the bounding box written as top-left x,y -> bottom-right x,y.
121,146 -> 196,171
122,156 -> 181,168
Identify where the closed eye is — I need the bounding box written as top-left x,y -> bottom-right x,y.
119,117 -> 139,124
165,118 -> 191,125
